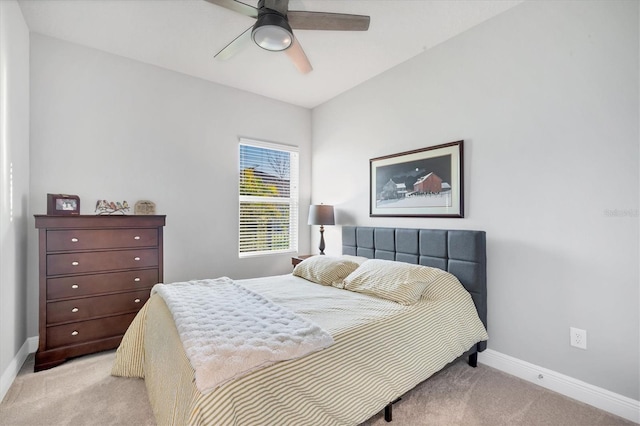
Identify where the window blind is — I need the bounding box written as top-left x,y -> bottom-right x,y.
239,138 -> 299,257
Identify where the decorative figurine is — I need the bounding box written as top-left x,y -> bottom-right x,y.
95,199 -> 130,215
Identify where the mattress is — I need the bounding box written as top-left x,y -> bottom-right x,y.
112,273 -> 488,425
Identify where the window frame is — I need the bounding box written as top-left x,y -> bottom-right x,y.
238,138 -> 299,258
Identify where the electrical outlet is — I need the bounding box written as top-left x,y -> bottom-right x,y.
570,327 -> 587,350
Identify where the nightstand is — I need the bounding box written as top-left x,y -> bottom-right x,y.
291,254 -> 314,268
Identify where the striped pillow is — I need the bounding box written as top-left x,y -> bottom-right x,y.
339,255 -> 369,265
343,259 -> 441,305
293,256 -> 361,286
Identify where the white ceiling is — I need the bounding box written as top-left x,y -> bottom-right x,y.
17,0 -> 522,109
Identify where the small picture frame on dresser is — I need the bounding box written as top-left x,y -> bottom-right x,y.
47,194 -> 80,215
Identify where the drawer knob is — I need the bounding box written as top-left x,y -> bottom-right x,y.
71,261 -> 79,266
71,307 -> 79,313
71,284 -> 79,289
71,330 -> 79,336
134,257 -> 141,261
134,236 -> 141,240
134,277 -> 141,282
134,298 -> 141,303
71,237 -> 79,243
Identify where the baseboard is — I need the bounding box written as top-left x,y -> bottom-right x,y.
27,335 -> 38,353
479,349 -> 640,424
0,336 -> 36,403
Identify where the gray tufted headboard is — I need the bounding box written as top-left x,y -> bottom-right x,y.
342,226 -> 487,353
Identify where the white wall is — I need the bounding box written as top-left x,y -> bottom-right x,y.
0,0 -> 30,395
312,0 -> 639,401
27,35 -> 312,337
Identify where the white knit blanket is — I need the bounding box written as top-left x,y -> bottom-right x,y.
151,277 -> 334,393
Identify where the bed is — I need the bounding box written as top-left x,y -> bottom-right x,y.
112,226 -> 488,425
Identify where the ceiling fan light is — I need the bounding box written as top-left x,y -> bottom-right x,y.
252,13 -> 293,51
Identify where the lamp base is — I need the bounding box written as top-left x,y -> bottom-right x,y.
318,225 -> 326,255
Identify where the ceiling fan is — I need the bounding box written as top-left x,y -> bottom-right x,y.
204,0 -> 370,74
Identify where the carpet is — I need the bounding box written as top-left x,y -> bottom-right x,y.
0,350 -> 635,426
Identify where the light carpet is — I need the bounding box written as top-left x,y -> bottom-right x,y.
0,350 -> 635,426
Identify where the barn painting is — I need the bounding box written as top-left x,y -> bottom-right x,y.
369,141 -> 464,218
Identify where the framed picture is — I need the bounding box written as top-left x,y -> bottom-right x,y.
370,140 -> 464,218
47,194 -> 80,216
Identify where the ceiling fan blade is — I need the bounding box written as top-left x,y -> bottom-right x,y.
287,11 -> 370,31
214,26 -> 253,60
285,37 -> 312,74
204,0 -> 258,18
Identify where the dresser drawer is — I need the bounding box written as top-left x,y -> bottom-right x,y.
47,248 -> 158,275
46,313 -> 137,349
46,269 -> 159,300
46,290 -> 150,324
47,228 -> 158,251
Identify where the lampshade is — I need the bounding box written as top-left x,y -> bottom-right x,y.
308,204 -> 335,226
252,13 -> 293,51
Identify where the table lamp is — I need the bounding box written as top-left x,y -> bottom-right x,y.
308,204 -> 335,255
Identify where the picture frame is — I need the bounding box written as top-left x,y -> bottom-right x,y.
370,140 -> 464,218
47,193 -> 80,216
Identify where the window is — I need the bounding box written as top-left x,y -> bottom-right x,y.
239,138 -> 299,257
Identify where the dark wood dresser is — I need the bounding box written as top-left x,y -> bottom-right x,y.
34,215 -> 166,371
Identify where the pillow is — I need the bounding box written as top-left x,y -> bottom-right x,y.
342,259 -> 442,305
340,255 -> 369,265
293,256 -> 361,286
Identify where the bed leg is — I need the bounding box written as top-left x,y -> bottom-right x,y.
384,398 -> 401,422
468,351 -> 478,368
384,404 -> 392,422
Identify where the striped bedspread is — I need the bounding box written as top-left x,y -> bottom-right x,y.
112,273 -> 488,425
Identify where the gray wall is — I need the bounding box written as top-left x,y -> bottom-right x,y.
27,35 -> 312,338
0,0 -> 30,393
312,0 -> 639,400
